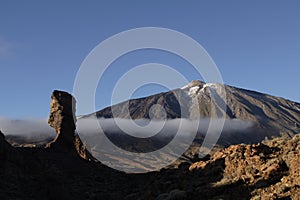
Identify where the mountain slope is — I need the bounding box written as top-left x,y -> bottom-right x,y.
77,81 -> 300,171
85,80 -> 300,140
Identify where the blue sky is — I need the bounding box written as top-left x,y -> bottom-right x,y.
0,0 -> 299,118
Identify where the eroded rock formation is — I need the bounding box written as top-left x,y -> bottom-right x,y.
46,90 -> 93,160
46,90 -> 77,149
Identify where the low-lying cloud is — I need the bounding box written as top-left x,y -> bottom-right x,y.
0,116 -> 254,144
0,117 -> 56,141
76,117 -> 256,172
77,117 -> 254,138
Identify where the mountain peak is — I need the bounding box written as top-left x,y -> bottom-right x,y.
181,80 -> 224,98
92,80 -> 300,143
181,80 -> 205,90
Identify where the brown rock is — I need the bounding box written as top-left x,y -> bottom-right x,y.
190,133 -> 300,198
46,90 -> 94,160
46,90 -> 76,149
189,161 -> 207,172
288,153 -> 300,185
74,135 -> 94,161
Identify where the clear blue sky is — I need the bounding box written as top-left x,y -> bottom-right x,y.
0,0 -> 299,118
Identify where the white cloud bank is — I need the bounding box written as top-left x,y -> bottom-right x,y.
0,117 -> 56,141
0,116 -> 254,143
77,117 -> 254,138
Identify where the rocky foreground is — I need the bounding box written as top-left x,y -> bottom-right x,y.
0,90 -> 299,199
1,130 -> 299,199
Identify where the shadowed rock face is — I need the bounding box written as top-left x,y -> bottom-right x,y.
0,130 -> 16,159
0,131 -> 8,158
0,130 -> 28,169
46,90 -> 93,160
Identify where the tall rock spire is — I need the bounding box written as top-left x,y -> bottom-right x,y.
46,90 -> 93,160
46,90 -> 77,149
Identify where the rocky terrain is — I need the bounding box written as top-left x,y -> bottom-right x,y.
189,134 -> 300,199
1,125 -> 299,199
1,87 -> 300,199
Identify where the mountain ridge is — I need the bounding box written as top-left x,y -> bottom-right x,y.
83,80 -> 300,142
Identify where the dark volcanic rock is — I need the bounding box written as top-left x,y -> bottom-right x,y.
0,130 -> 11,159
0,131 -> 6,155
0,130 -> 21,164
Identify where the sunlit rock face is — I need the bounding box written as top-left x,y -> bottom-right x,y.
47,90 -> 77,149
46,90 -> 93,160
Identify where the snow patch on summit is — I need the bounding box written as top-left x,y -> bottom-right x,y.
182,81 -> 226,99
201,83 -> 226,98
187,86 -> 200,96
